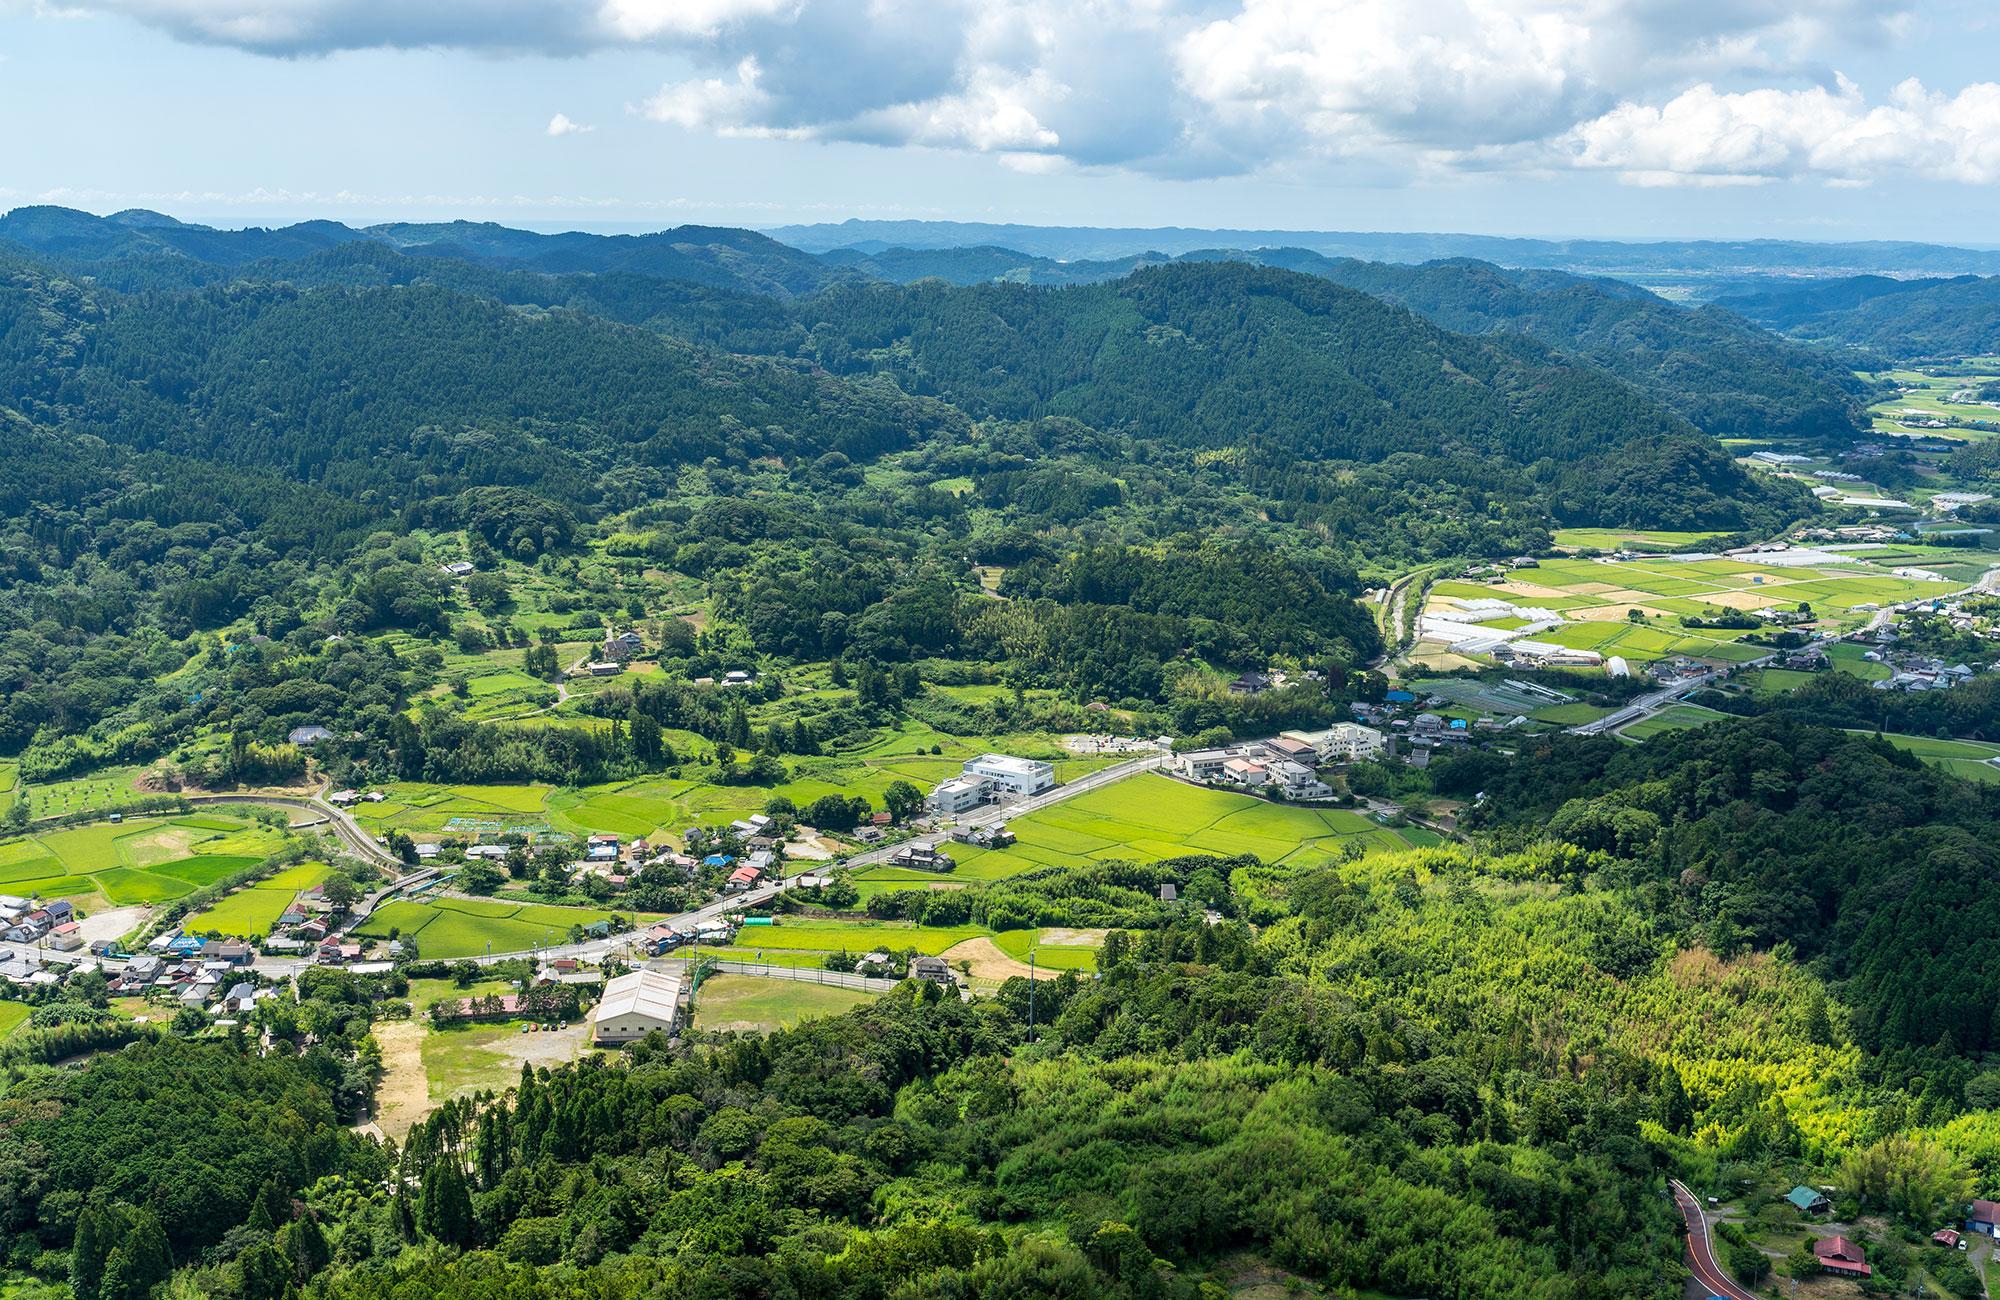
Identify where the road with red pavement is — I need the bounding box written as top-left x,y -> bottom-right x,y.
1670,1179 -> 1761,1300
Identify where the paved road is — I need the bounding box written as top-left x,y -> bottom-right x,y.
1670,1180 -> 1758,1300
244,755 -> 1174,974
652,955 -> 899,994
1565,672 -> 1721,737
185,791 -> 405,872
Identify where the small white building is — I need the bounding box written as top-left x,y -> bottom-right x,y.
927,776 -> 989,815
592,969 -> 687,1043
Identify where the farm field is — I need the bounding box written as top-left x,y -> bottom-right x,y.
1527,702 -> 1616,725
0,812 -> 286,909
0,1001 -> 29,1038
690,974 -> 879,1033
1421,552 -> 1960,672
1863,731 -> 2000,783
1826,642 -> 1893,681
1551,528 -> 1733,551
352,896 -> 626,958
854,773 -> 1433,890
1617,705 -> 1732,740
345,724 -> 1109,849
183,861 -> 337,937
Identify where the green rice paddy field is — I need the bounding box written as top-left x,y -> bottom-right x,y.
352,896 -> 627,958
853,773 -> 1431,889
348,727 -> 1122,850
1617,705 -> 1731,740
0,813 -> 285,907
183,861 -> 338,936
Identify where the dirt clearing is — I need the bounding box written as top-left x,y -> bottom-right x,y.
370,1021 -> 430,1140
941,937 -> 1039,981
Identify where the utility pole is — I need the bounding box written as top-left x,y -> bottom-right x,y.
1027,947 -> 1037,1043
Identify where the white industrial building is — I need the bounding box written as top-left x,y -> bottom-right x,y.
1280,724 -> 1386,762
592,969 -> 687,1043
926,754 -> 1057,814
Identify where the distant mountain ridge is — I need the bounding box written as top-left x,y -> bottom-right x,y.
770,218 -> 2000,278
0,204 -> 1875,433
1717,274 -> 2000,357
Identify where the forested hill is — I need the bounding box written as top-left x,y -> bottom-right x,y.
754,263 -> 1812,530
0,243 -> 1810,536
1458,715 -> 2000,1058
0,259 -> 964,520
1716,273 -> 2000,358
796,245 -> 1873,441
1243,254 -> 1872,440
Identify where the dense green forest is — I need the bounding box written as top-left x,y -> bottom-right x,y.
1718,273 -> 2000,357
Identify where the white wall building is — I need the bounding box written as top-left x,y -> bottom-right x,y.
962,754 -> 1056,797
927,754 -> 1057,813
592,969 -> 687,1043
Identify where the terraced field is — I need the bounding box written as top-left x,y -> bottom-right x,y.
0,813 -> 287,907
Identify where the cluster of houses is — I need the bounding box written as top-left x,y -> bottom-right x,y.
109,942 -> 273,1010
855,951 -> 956,985
585,629 -> 648,677
327,788 -> 387,807
926,754 -> 1058,816
1783,1185 -> 2000,1275
1170,724 -> 1384,798
0,896 -> 80,950
949,823 -> 1016,850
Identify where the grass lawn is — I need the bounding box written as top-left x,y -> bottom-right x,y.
692,974 -> 880,1033
991,928 -> 1100,971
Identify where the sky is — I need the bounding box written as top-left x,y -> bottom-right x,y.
2,0 -> 1999,242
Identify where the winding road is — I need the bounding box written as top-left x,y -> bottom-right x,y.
1670,1179 -> 1758,1300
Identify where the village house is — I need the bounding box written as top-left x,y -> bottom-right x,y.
1968,1198 -> 2000,1236
1811,1236 -> 1870,1278
910,954 -> 956,987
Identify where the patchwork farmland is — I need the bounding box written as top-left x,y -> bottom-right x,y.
1421,552 -> 1964,670
0,813 -> 287,909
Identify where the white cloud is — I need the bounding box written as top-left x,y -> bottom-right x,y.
545,112 -> 593,135
1567,76 -> 2000,184
32,0 -> 2000,187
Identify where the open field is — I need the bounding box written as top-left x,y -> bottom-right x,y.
856,773 -> 1431,890
183,861 -> 336,936
353,896 -> 624,957
1618,705 -> 1732,740
0,1001 -> 30,1038
691,974 -> 879,1033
